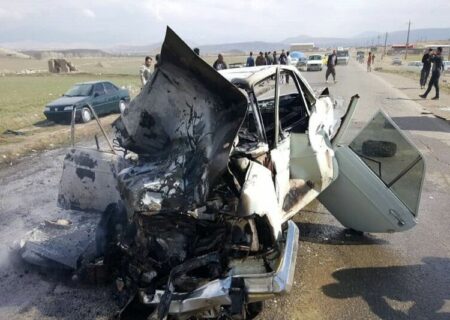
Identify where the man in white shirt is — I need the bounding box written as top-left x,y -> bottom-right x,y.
140,56 -> 153,88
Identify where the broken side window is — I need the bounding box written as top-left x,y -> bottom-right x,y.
254,76 -> 276,146
278,70 -> 309,135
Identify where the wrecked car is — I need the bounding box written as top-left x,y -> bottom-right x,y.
20,27 -> 425,320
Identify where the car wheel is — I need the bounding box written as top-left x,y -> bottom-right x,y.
81,107 -> 92,123
362,140 -> 397,157
119,100 -> 127,113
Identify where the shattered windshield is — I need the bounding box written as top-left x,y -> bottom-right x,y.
64,84 -> 93,97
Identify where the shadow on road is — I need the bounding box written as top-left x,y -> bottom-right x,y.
386,97 -> 422,101
322,257 -> 450,320
296,222 -> 388,245
391,116 -> 450,133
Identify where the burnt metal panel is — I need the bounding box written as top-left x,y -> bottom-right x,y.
115,27 -> 248,208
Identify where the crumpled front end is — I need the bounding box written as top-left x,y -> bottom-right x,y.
20,26 -> 300,320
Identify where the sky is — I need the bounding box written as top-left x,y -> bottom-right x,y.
0,0 -> 449,49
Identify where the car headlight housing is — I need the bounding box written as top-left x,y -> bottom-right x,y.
64,106 -> 74,111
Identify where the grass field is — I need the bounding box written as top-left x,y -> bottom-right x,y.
0,54 -> 251,166
0,73 -> 140,132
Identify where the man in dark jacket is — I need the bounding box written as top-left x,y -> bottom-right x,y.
272,51 -> 278,65
326,50 -> 337,83
420,48 -> 433,89
279,50 -> 288,65
420,47 -> 444,100
255,52 -> 266,66
246,52 -> 255,67
213,54 -> 228,70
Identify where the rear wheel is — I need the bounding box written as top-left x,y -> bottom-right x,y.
81,107 -> 92,123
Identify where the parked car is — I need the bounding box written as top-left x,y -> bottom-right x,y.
306,54 -> 323,71
336,49 -> 350,65
443,61 -> 450,72
22,27 -> 426,319
289,51 -> 305,66
392,57 -> 403,65
356,51 -> 365,63
43,81 -> 130,123
405,61 -> 423,72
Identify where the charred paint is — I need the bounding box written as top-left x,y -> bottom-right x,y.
76,167 -> 96,182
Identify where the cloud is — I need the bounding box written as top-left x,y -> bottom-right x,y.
82,8 -> 96,19
0,0 -> 449,48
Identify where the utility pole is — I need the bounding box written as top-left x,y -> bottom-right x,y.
383,32 -> 388,60
404,20 -> 411,60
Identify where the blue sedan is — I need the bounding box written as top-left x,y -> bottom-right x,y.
43,81 -> 130,123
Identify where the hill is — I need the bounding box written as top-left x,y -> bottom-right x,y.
21,49 -> 112,59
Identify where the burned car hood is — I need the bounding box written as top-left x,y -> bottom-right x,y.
114,27 -> 248,209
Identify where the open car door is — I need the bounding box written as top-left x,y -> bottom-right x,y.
318,104 -> 425,233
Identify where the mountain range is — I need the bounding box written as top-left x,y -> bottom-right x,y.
109,27 -> 450,55
7,27 -> 449,58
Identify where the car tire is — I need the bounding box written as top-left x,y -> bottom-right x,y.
81,107 -> 92,123
119,100 -> 127,114
362,140 -> 397,157
246,302 -> 264,319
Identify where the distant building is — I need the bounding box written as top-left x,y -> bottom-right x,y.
290,43 -> 315,52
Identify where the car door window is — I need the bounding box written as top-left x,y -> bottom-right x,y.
349,111 -> 424,216
93,83 -> 105,96
278,70 -> 309,134
104,82 -> 118,94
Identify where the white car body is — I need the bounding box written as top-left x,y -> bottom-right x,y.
20,28 -> 426,319
404,61 -> 423,72
306,54 -> 323,71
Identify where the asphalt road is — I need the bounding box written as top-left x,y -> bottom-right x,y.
0,61 -> 449,320
261,61 -> 450,320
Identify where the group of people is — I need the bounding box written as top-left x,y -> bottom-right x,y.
419,47 -> 444,100
212,50 -> 292,71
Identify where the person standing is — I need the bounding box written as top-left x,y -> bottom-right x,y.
139,56 -> 153,87
279,50 -> 287,65
326,50 -> 337,83
287,51 -> 292,65
367,52 -> 372,72
265,52 -> 273,65
255,51 -> 266,66
371,53 -> 375,67
213,53 -> 228,70
154,54 -> 160,70
420,48 -> 433,89
272,51 -> 278,65
420,47 -> 444,100
246,52 -> 255,67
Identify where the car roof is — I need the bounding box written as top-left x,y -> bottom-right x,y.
220,65 -> 311,88
74,80 -> 109,85
219,65 -> 316,102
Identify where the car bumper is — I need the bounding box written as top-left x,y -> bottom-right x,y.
307,64 -> 322,70
44,110 -> 80,123
137,220 -> 299,317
